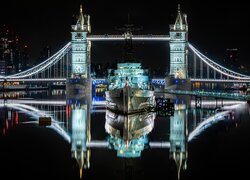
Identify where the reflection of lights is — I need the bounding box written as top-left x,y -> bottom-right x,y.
175,104 -> 186,110
190,100 -> 244,107
6,119 -> 8,130
188,110 -> 231,141
15,111 -> 18,124
3,103 -> 70,143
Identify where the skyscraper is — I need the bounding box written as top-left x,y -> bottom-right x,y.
0,25 -> 25,75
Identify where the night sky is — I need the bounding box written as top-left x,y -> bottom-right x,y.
1,0 -> 250,71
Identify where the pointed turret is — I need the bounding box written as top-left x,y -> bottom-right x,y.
72,4 -> 90,32
174,4 -> 183,30
170,4 -> 188,31
77,5 -> 85,30
87,15 -> 91,33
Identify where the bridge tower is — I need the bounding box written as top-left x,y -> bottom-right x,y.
169,5 -> 188,79
71,5 -> 91,79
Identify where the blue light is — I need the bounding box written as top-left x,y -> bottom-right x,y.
175,79 -> 178,84
92,96 -> 106,102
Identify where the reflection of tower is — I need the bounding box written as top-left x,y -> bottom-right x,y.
71,5 -> 91,79
170,108 -> 188,180
169,4 -> 188,79
70,95 -> 91,179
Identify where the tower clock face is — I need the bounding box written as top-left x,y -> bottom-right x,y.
74,65 -> 84,73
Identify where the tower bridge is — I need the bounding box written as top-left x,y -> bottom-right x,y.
0,5 -> 250,90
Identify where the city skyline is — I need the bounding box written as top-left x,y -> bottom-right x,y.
1,0 -> 249,71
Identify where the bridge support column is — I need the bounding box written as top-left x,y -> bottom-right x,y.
215,98 -> 218,109
193,54 -> 196,78
195,96 -> 202,109
215,98 -> 224,108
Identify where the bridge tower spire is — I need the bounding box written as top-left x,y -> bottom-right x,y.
169,4 -> 188,79
71,4 -> 91,79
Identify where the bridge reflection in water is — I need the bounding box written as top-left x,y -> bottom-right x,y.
68,94 -> 92,179
0,90 -> 243,179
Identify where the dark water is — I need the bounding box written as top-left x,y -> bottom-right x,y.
0,90 -> 250,180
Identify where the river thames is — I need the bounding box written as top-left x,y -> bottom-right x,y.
0,90 -> 250,180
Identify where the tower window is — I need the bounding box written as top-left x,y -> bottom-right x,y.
76,33 -> 83,38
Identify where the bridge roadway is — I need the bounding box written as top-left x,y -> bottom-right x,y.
157,89 -> 250,101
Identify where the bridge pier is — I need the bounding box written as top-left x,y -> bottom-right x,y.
215,98 -> 224,109
195,96 -> 202,109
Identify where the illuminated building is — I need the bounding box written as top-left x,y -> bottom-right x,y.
0,25 -> 29,75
